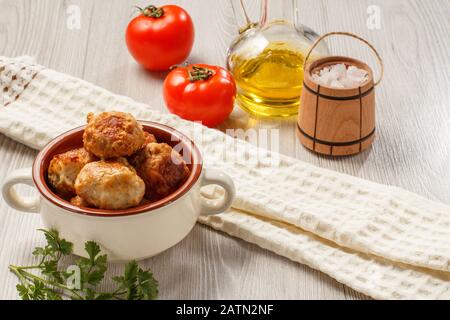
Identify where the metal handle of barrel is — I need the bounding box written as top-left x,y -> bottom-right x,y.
303,32 -> 384,86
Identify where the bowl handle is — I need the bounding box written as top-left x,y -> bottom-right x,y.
2,167 -> 40,213
200,168 -> 236,216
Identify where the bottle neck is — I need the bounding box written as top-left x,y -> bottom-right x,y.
259,0 -> 295,27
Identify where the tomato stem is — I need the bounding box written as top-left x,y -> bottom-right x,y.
136,5 -> 164,18
188,66 -> 215,82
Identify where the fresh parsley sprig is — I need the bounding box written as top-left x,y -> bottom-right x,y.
9,229 -> 158,300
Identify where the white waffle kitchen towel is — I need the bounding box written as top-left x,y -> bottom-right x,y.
1,56 -> 450,299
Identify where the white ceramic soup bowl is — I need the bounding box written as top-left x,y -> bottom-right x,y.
2,121 -> 235,262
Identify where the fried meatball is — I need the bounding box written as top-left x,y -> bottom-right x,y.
131,143 -> 190,201
143,131 -> 157,145
128,132 -> 157,162
83,111 -> 145,158
47,148 -> 96,197
74,158 -> 145,210
70,195 -> 91,208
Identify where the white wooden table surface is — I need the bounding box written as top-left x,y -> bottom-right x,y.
0,0 -> 449,299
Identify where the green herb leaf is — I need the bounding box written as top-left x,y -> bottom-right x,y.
28,279 -> 46,300
38,229 -> 73,257
41,260 -> 64,284
16,284 -> 30,300
44,289 -> 63,300
136,268 -> 159,300
113,261 -> 158,300
58,239 -> 73,256
84,241 -> 101,262
32,247 -> 48,257
9,229 -> 159,300
75,242 -> 107,287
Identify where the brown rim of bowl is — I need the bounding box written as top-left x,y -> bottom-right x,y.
32,121 -> 203,217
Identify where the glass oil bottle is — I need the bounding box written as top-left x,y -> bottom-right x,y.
227,0 -> 328,117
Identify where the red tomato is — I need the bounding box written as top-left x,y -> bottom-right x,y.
126,5 -> 194,71
163,64 -> 236,127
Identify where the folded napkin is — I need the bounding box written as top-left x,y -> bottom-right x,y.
1,56 -> 449,299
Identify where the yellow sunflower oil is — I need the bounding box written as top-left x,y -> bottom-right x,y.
230,43 -> 306,118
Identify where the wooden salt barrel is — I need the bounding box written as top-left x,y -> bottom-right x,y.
297,32 -> 384,156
